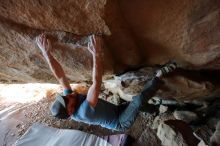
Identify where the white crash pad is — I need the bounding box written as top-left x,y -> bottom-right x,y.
13,123 -> 112,146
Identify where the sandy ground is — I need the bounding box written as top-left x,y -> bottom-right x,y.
0,84 -> 159,146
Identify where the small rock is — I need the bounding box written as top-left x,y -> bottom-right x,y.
135,127 -> 161,146
10,133 -> 15,136
157,120 -> 199,146
173,110 -> 198,123
54,121 -> 61,127
159,105 -> 168,114
193,125 -> 213,145
210,121 -> 220,146
42,118 -> 46,123
152,113 -> 175,130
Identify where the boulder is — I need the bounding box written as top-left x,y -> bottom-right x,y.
0,0 -> 110,35
135,127 -> 162,146
152,113 -> 175,130
103,67 -> 216,101
0,0 -> 220,102
173,111 -> 198,123
197,140 -> 207,146
157,120 -> 199,146
210,121 -> 220,146
159,105 -> 168,114
0,19 -> 113,83
193,126 -> 213,146
119,0 -> 220,69
103,67 -> 153,101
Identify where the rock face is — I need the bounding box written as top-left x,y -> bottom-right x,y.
103,67 -> 218,101
173,111 -> 198,123
157,120 -> 199,146
194,126 -> 213,146
210,122 -> 220,146
0,22 -> 92,83
0,0 -> 220,97
119,0 -> 220,69
103,67 -> 154,101
0,0 -> 110,35
135,127 -> 162,146
0,0 -> 114,83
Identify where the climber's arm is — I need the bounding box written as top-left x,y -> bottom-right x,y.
86,35 -> 103,108
36,34 -> 71,90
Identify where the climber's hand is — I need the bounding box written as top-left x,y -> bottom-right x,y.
87,35 -> 102,57
36,34 -> 52,55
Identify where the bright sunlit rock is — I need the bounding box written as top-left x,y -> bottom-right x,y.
0,83 -> 61,103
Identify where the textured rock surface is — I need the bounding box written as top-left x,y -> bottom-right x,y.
103,67 -> 218,101
159,105 -> 168,114
134,127 -> 162,146
210,122 -> 220,146
157,120 -> 199,146
0,0 -> 220,100
194,126 -> 213,145
0,0 -> 110,35
0,19 -> 113,83
103,67 -> 154,101
173,111 -> 198,123
0,0 -> 113,83
119,0 -> 220,69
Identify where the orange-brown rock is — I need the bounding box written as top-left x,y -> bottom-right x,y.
119,0 -> 220,68
0,0 -> 110,35
0,0 -> 220,88
0,20 -> 113,83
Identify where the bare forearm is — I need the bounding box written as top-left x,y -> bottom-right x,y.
87,55 -> 103,107
92,55 -> 102,84
36,34 -> 71,90
43,52 -> 71,89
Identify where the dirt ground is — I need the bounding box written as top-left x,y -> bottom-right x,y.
0,84 -> 160,146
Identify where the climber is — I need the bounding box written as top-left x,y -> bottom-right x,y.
35,34 -> 177,132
